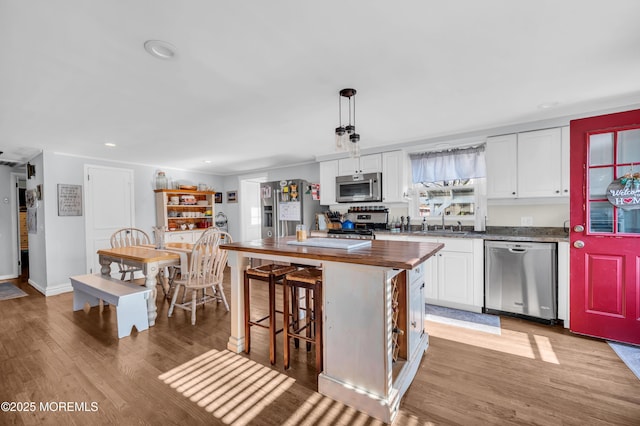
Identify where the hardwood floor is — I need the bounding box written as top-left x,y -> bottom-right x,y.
1,270 -> 639,425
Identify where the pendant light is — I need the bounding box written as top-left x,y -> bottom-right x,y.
335,88 -> 360,158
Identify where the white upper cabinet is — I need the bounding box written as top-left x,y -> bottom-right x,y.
338,153 -> 382,175
382,150 -> 409,203
319,152 -> 399,205
560,126 -> 570,196
486,134 -> 518,198
517,128 -> 563,197
487,127 -> 567,199
319,160 -> 339,205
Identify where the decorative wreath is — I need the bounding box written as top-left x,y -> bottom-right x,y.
620,172 -> 640,186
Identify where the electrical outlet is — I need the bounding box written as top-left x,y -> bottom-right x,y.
521,216 -> 533,226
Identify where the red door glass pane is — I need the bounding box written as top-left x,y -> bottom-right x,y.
587,128 -> 640,235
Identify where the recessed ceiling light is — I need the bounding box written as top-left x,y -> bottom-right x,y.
104,142 -> 116,148
144,40 -> 177,60
537,101 -> 559,109
203,160 -> 212,164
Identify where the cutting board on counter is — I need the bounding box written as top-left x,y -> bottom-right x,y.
286,238 -> 372,250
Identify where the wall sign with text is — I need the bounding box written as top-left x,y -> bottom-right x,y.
57,184 -> 83,216
607,179 -> 640,210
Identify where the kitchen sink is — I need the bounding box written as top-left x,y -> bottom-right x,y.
412,230 -> 468,236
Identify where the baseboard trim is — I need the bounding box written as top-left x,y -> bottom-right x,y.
28,279 -> 73,296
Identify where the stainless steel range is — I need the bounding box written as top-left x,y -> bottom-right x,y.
326,206 -> 387,239
346,206 -> 388,230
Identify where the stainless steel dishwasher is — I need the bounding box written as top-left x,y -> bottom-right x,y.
484,241 -> 557,322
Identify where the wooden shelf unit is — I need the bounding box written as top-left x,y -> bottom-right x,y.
154,189 -> 216,242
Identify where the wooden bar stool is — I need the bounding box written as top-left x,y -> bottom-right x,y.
283,267 -> 323,372
244,264 -> 298,365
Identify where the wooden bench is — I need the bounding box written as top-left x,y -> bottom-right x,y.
70,274 -> 152,338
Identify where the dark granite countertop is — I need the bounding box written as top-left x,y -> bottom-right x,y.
375,226 -> 569,242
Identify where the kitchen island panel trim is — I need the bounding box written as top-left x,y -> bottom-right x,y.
221,237 -> 441,423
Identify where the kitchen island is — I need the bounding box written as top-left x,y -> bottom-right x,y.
221,237 -> 443,423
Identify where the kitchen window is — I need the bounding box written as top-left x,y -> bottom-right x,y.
409,145 -> 486,229
415,179 -> 478,217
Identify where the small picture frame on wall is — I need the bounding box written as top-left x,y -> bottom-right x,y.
214,192 -> 223,204
227,190 -> 238,203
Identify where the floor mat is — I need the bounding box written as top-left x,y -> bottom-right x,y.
608,341 -> 640,381
426,304 -> 501,335
0,282 -> 28,301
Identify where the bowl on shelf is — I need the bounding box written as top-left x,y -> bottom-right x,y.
180,195 -> 197,205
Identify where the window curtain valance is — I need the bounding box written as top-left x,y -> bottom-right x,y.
410,145 -> 486,183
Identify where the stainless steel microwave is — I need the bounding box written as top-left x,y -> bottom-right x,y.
335,172 -> 382,203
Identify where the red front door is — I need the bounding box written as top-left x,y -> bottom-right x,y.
570,109 -> 640,345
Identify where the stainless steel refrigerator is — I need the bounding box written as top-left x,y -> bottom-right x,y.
261,179 -> 322,239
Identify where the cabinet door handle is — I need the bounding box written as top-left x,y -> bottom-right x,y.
411,321 -> 417,328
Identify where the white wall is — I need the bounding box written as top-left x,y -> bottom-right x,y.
29,151 -> 224,295
334,200 -> 570,229
0,166 -> 15,278
221,162 -> 320,242
487,202 -> 569,227
27,153 -> 47,289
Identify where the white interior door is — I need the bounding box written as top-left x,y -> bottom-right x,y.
84,165 -> 134,275
240,176 -> 265,241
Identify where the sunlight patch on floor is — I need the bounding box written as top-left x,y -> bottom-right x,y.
426,320 -> 560,364
159,349 -> 393,425
533,334 -> 560,364
159,349 -> 295,424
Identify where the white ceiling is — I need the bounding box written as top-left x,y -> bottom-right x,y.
2,1 -> 640,174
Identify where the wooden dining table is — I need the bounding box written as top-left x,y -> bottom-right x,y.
97,243 -> 192,326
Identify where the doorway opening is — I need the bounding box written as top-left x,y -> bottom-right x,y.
17,176 -> 28,276
8,172 -> 28,281
239,175 -> 267,242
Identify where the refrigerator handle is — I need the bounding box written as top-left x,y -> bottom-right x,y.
275,190 -> 288,238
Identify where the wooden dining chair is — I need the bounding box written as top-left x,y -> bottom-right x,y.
162,226 -> 222,300
109,228 -> 151,281
168,229 -> 231,325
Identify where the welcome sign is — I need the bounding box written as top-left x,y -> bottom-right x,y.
607,179 -> 640,210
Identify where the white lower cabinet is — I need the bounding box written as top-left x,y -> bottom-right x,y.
437,247 -> 474,307
165,230 -> 204,243
408,264 -> 426,360
402,235 -> 484,313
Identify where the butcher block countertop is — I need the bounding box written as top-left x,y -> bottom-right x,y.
220,237 -> 443,270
